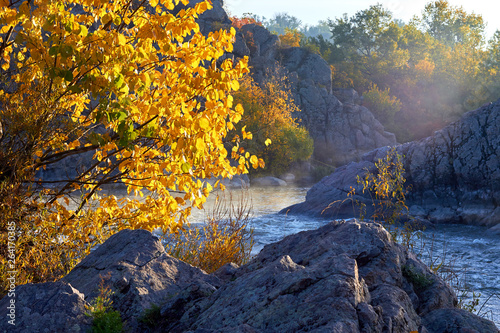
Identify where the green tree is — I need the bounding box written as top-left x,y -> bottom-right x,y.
265,12 -> 302,35
363,85 -> 402,125
301,20 -> 331,39
323,2 -> 492,141
328,4 -> 407,92
417,0 -> 485,48
468,31 -> 500,107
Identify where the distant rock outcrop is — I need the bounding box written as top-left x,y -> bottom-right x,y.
3,224 -> 498,333
283,100 -> 500,229
233,24 -> 397,166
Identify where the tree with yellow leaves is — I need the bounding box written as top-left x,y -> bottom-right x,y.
233,70 -> 313,175
0,0 -> 261,293
279,28 -> 302,48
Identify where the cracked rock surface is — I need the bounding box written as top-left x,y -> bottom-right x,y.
283,100 -> 500,229
62,229 -> 221,332
0,281 -> 92,333
5,225 -> 499,332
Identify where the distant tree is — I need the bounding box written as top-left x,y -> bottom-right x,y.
468,30 -> 500,108
230,16 -> 262,29
265,12 -> 302,35
417,0 -> 485,48
301,20 -> 331,39
322,2 -> 493,141
279,28 -> 302,48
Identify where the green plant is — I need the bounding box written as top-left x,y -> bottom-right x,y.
362,84 -> 402,124
354,147 -> 421,250
86,274 -> 123,333
402,264 -> 434,290
415,235 -> 482,314
351,148 -> 486,316
139,303 -> 162,328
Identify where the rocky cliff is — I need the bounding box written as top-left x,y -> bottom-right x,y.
283,100 -> 500,229
1,224 -> 498,333
191,0 -> 396,166
233,23 -> 397,166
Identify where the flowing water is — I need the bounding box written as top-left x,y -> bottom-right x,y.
190,185 -> 500,327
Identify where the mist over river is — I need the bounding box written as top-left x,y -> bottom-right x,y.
190,186 -> 500,327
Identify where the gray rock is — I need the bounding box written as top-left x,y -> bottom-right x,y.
62,229 -> 221,331
333,88 -> 362,105
216,174 -> 250,188
279,47 -> 332,89
251,176 -> 287,187
0,281 -> 92,333
175,220 -> 461,332
279,172 -> 296,183
176,0 -> 231,36
283,100 -> 500,227
422,308 -> 500,333
240,24 -> 280,60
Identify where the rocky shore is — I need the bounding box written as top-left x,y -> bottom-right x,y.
283,100 -> 500,231
1,220 -> 498,332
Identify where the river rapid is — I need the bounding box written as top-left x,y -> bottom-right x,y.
189,185 -> 500,327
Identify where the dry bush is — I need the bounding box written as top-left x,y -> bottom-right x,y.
164,191 -> 254,273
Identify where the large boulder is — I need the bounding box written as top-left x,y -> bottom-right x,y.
62,229 -> 221,331
283,100 -> 500,228
422,308 -> 500,333
160,220 -> 492,332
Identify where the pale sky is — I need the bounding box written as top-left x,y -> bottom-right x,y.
224,0 -> 500,40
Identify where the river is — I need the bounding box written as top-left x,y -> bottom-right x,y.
189,185 -> 500,327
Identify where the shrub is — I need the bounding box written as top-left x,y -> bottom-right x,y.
233,71 -> 314,176
164,191 -> 254,273
86,274 -> 123,333
279,28 -> 302,48
363,84 -> 402,124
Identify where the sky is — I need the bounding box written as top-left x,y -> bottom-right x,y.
224,0 -> 500,40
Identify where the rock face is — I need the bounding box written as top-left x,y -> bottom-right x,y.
0,281 -> 92,333
62,229 -> 221,331
5,225 -> 499,333
179,219 -> 459,333
232,24 -> 396,166
283,100 -> 500,228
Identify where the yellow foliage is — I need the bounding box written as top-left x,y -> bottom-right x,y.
279,28 -> 302,48
233,70 -> 313,174
165,192 -> 254,273
0,0 -> 254,293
